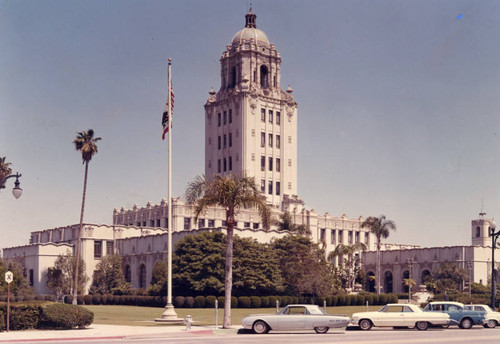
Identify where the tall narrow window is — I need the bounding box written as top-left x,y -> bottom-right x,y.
218,159 -> 221,173
229,133 -> 232,147
268,134 -> 273,147
331,230 -> 336,244
231,66 -> 236,88
229,156 -> 232,171
261,132 -> 265,147
276,181 -> 280,195
261,108 -> 265,122
218,136 -> 221,150
268,157 -> 273,171
269,110 -> 273,123
223,158 -> 227,172
261,179 -> 265,192
276,112 -> 281,125
276,158 -> 280,172
94,240 -> 102,259
276,135 -> 280,149
261,156 -> 265,171
184,217 -> 191,230
229,109 -> 232,123
106,241 -> 113,255
223,134 -> 227,148
218,113 -> 221,127
223,111 -> 227,125
260,65 -> 269,88
268,180 -> 273,194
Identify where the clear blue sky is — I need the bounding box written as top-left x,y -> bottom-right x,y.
1,0 -> 499,251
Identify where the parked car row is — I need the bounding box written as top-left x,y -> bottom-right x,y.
241,301 -> 500,334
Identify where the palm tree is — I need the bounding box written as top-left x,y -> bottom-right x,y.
186,173 -> 271,328
72,129 -> 101,305
361,215 -> 396,295
0,156 -> 12,187
328,242 -> 367,290
274,211 -> 311,236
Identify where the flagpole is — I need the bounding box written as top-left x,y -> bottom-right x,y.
156,57 -> 180,322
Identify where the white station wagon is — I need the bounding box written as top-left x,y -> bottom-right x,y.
242,304 -> 350,334
464,304 -> 500,328
350,303 -> 450,330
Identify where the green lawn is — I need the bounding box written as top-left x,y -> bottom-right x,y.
83,305 -> 382,327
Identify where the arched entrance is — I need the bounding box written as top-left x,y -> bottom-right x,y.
384,271 -> 393,293
367,271 -> 376,292
421,269 -> 431,284
138,264 -> 147,289
124,265 -> 131,283
402,270 -> 409,293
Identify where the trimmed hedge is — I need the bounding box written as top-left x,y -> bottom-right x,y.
0,310 -> 4,332
0,303 -> 41,330
40,303 -> 93,329
194,296 -> 205,308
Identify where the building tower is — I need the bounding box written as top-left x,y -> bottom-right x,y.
471,212 -> 495,246
204,9 -> 298,207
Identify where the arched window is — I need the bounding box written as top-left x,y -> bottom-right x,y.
421,269 -> 431,284
230,66 -> 237,88
402,270 -> 410,293
139,264 -> 146,289
260,65 -> 268,88
476,226 -> 481,238
384,271 -> 393,293
367,271 -> 376,293
124,265 -> 131,283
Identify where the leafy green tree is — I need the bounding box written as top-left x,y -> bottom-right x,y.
0,156 -> 12,186
148,260 -> 169,296
46,252 -> 88,296
0,258 -> 29,295
274,211 -> 311,236
172,231 -> 283,296
361,215 -> 396,294
432,263 -> 467,294
273,235 -> 338,296
89,254 -> 130,295
72,129 -> 101,304
328,242 -> 366,290
186,173 -> 271,328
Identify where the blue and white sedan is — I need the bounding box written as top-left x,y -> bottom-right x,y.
242,304 -> 350,334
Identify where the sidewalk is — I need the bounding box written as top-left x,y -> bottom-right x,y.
0,324 -> 242,342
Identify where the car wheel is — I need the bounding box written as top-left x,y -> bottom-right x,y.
314,326 -> 329,334
359,319 -> 372,331
416,321 -> 428,331
252,320 -> 269,334
441,324 -> 450,329
484,320 -> 496,328
459,318 -> 473,329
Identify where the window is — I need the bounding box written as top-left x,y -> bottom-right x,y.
229,133 -> 232,147
268,157 -> 273,171
268,180 -> 273,194
365,232 -> 369,245
276,181 -> 280,195
253,223 -> 259,229
229,156 -> 232,171
320,228 -> 326,241
268,134 -> 273,147
260,65 -> 268,88
244,222 -> 251,228
276,158 -> 280,172
218,136 -> 221,150
276,112 -> 281,125
224,158 -> 227,172
208,219 -> 215,227
331,230 -> 336,244
348,231 -> 353,244
261,132 -> 265,147
269,110 -> 273,123
218,113 -> 221,127
94,240 -> 102,258
184,217 -> 191,230
223,111 -> 227,125
476,227 -> 481,237
29,269 -> 34,286
124,265 -> 131,283
198,218 -> 205,228
338,230 -> 343,243
261,156 -> 265,171
222,221 -> 227,227
156,219 -> 161,227
218,159 -> 221,173
261,108 -> 265,122
229,109 -> 232,123
261,179 -> 265,192
139,264 -> 146,289
288,136 -> 292,143
106,241 -> 114,255
223,134 -> 227,148
276,135 -> 280,148
355,231 -> 360,243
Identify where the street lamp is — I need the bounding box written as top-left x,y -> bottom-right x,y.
467,261 -> 473,299
490,220 -> 499,310
406,258 -> 415,303
0,173 -> 23,199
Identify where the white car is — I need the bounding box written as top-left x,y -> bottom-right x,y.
350,303 -> 450,331
242,304 -> 350,334
464,304 -> 500,328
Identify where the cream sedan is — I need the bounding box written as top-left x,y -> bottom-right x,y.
242,304 -> 350,334
350,303 -> 450,330
464,304 -> 500,328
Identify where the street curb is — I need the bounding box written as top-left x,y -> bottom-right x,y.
0,336 -> 124,343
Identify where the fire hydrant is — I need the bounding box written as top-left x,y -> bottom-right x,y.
184,315 -> 193,330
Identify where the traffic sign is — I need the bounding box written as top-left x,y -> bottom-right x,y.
5,271 -> 13,284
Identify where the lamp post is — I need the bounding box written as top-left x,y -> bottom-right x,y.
406,258 -> 415,303
0,173 -> 23,199
467,261 -> 473,299
490,221 -> 499,310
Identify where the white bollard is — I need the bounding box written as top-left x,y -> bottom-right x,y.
184,315 -> 193,330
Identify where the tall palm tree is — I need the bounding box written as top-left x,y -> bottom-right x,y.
328,242 -> 367,290
72,129 -> 101,305
186,173 -> 271,328
0,156 -> 12,187
361,215 -> 396,295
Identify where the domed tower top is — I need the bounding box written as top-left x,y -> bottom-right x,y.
231,8 -> 270,47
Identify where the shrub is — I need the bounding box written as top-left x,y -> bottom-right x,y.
378,294 -> 388,305
77,295 -> 84,305
298,296 -> 307,304
250,296 -> 261,308
205,296 -> 217,308
184,296 -> 195,308
173,296 -> 185,308
331,295 -> 338,307
92,294 -> 102,305
194,296 -> 205,308
100,295 -> 108,305
356,295 -> 365,306
238,296 -> 250,308
35,295 -> 45,301
281,296 -> 291,306
291,296 -> 299,304
0,303 -> 41,330
337,295 -> 346,306
365,294 -> 374,305
40,303 -> 93,329
325,296 -> 333,307
268,296 -> 278,308
260,296 -> 269,308
44,295 -> 55,302
388,293 -> 398,303
372,294 -> 379,305
0,310 -> 4,331
315,297 -> 325,307
84,295 -> 92,305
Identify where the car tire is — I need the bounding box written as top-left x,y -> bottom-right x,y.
416,321 -> 428,331
252,320 -> 269,334
484,320 -> 497,328
459,318 -> 473,329
359,319 -> 373,331
314,326 -> 329,334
